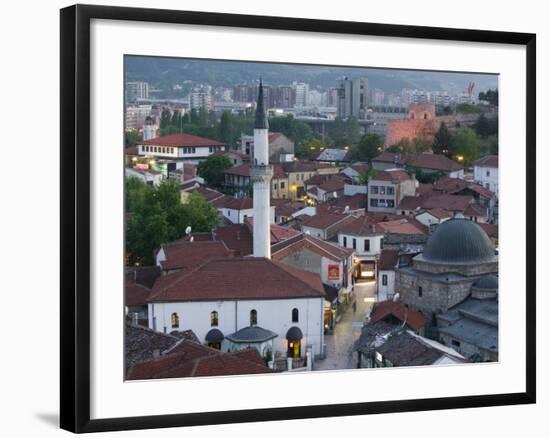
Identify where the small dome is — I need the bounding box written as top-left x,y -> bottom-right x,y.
422,219 -> 496,265
286,326 -> 303,341
473,274 -> 498,290
205,328 -> 224,343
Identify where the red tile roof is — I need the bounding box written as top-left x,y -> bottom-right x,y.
378,250 -> 399,271
409,153 -> 463,172
370,300 -> 427,331
473,155 -> 498,168
140,133 -> 224,147
299,211 -> 354,230
372,152 -> 409,165
424,208 -> 453,219
422,194 -> 473,212
189,186 -> 224,202
282,161 -> 318,173
224,163 -> 251,177
377,219 -> 427,235
326,193 -> 367,213
125,280 -> 152,307
271,233 -> 353,262
160,241 -> 234,271
339,215 -> 385,236
318,176 -> 346,192
126,343 -> 270,380
464,203 -> 487,218
221,197 -> 254,210
433,176 -> 494,199
372,169 -> 411,183
244,218 -> 300,243
148,258 -> 326,303
125,146 -> 139,155
213,224 -> 252,255
478,222 -> 498,239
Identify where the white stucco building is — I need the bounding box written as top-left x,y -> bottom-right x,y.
147,258 -> 326,359
137,132 -> 225,164
473,155 -> 499,196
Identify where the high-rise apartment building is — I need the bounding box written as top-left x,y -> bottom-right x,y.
126,81 -> 149,102
336,77 -> 368,120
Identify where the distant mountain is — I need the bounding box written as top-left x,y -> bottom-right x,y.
125,56 -> 498,97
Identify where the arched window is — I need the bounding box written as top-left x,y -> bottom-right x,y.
424,113 -> 428,119
210,311 -> 219,327
171,312 -> 179,329
292,308 -> 299,323
250,309 -> 257,326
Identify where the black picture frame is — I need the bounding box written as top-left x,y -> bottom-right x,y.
60,4 -> 536,433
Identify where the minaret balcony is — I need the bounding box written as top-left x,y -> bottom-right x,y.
250,164 -> 273,182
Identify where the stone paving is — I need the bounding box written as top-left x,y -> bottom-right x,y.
314,281 -> 377,371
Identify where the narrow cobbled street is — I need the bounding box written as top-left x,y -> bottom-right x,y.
315,281 -> 376,371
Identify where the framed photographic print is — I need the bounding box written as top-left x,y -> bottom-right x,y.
60,4 -> 536,433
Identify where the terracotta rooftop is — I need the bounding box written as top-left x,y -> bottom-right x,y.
339,215 -> 385,236
378,250 -> 399,271
140,133 -> 224,147
421,194 -> 473,212
473,155 -> 499,168
424,208 -> 453,219
377,219 -> 427,235
224,163 -> 251,177
372,152 -> 409,165
189,186 -> 224,202
282,160 -> 318,173
160,241 -> 234,271
300,210 -> 355,230
271,232 -> 353,262
148,258 -> 326,303
318,176 -> 346,192
409,153 -> 463,172
371,169 -> 411,183
126,342 -> 270,379
212,224 -> 253,256
370,300 -> 427,331
125,278 -> 152,307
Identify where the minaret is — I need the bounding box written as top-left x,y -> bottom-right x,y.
251,80 -> 273,259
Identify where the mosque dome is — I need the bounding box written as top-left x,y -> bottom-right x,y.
422,219 -> 496,265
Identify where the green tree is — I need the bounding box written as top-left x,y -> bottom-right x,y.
349,133 -> 384,162
160,109 -> 172,131
197,155 -> 233,188
125,130 -> 142,149
451,127 -> 481,166
125,178 -> 219,265
268,114 -> 313,148
455,103 -> 482,114
181,192 -> 220,234
301,138 -> 326,159
197,107 -> 209,127
479,89 -> 499,106
345,116 -> 361,145
218,111 -> 235,144
473,114 -> 498,138
357,167 -> 378,185
433,122 -> 452,156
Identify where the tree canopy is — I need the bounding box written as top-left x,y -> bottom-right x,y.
349,133 -> 384,162
432,122 -> 452,156
450,127 -> 481,166
197,155 -> 233,189
125,178 -> 219,266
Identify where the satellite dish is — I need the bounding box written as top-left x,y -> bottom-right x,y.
333,191 -> 338,198
305,230 -> 311,235
189,236 -> 194,242
344,206 -> 350,213
393,293 -> 400,302
185,226 -> 192,235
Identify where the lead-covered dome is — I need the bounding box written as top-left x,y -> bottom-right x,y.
422,219 -> 496,265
